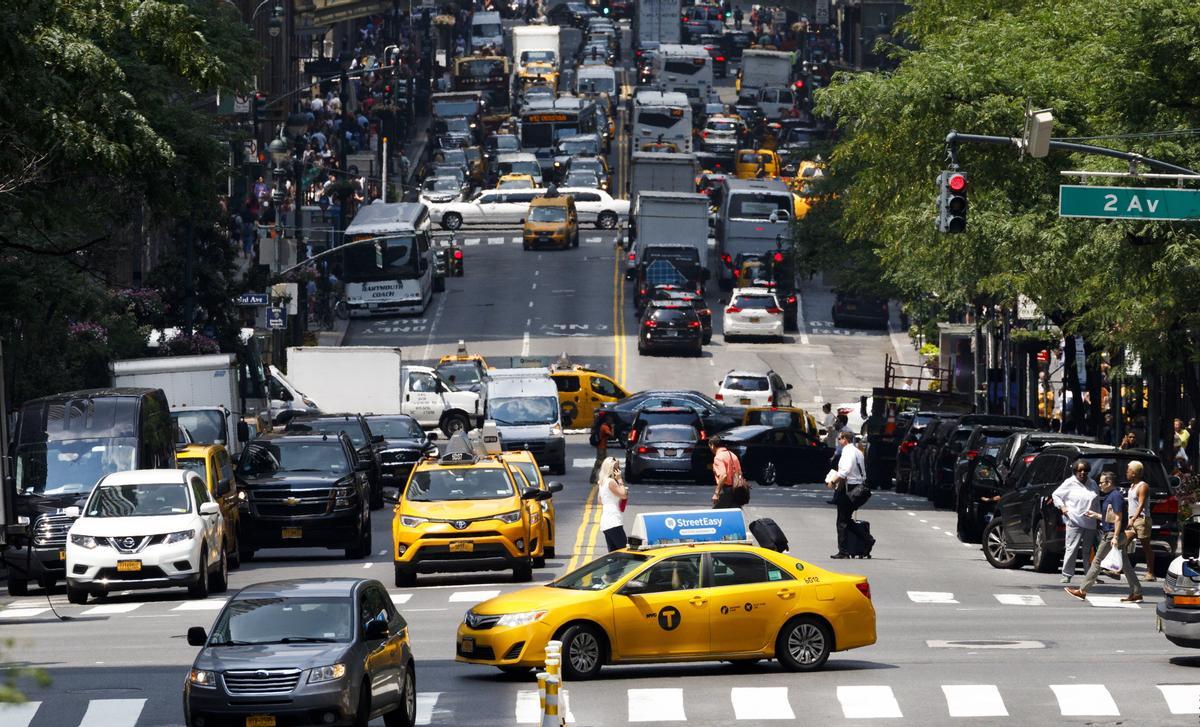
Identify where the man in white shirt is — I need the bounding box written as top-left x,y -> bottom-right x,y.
821,403 -> 836,447
827,432 -> 872,558
1051,459 -> 1100,583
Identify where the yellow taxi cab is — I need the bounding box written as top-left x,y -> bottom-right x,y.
436,341 -> 490,393
392,429 -> 559,587
519,64 -> 559,93
734,258 -> 772,288
176,443 -> 242,568
742,406 -> 820,438
497,173 -> 536,189
499,449 -> 561,561
456,533 -> 875,678
523,193 -> 579,250
735,149 -> 782,179
549,365 -> 628,428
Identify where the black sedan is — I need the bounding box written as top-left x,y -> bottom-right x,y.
698,34 -> 728,78
625,423 -> 710,483
591,389 -> 744,444
365,415 -> 439,487
185,578 -> 416,727
715,425 -> 835,487
548,1 -> 595,28
637,301 -> 704,357
831,292 -> 890,329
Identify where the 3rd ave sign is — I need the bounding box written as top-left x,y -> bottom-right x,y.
1059,185 -> 1200,221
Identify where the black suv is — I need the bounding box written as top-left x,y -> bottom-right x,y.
893,411 -> 948,493
924,414 -> 1034,506
365,414 -> 439,486
637,301 -> 704,357
235,434 -> 373,560
983,444 -> 1178,576
956,431 -> 1091,543
286,413 -> 385,509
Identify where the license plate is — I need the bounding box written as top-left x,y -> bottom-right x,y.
461,636 -> 475,655
740,398 -> 752,405
281,527 -> 303,539
246,716 -> 276,727
749,317 -> 760,323
663,449 -> 677,457
449,540 -> 474,553
116,560 -> 142,572
58,550 -> 66,561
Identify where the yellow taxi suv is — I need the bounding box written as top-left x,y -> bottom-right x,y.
392,431 -> 559,587
500,449 -> 561,562
550,364 -> 628,429
523,193 -> 579,250
456,513 -> 875,678
176,443 -> 243,569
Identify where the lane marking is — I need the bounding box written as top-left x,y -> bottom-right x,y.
80,603 -> 144,616
1088,595 -> 1141,609
487,236 -> 505,245
837,686 -> 902,719
731,687 -> 794,720
0,702 -> 40,727
1158,684 -> 1200,714
362,562 -> 374,569
1051,684 -> 1119,716
522,331 -> 531,356
448,590 -> 500,603
628,688 -> 686,722
420,289 -> 447,362
463,237 -> 480,246
994,594 -> 1044,606
390,594 -> 413,605
942,685 -> 1008,717
565,482 -> 600,573
78,698 -> 146,727
172,598 -> 229,611
908,591 -> 958,604
516,690 -> 541,723
572,458 -> 595,468
415,692 -> 442,725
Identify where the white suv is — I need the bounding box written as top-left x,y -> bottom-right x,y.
722,286 -> 785,341
715,370 -> 793,408
66,469 -> 228,604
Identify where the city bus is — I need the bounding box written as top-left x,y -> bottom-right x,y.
341,202 -> 439,317
453,55 -> 511,122
518,96 -> 598,176
632,90 -> 693,153
652,44 -> 713,113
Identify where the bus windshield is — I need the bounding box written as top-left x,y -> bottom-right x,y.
457,59 -> 506,78
16,438 -> 139,497
729,193 -> 792,219
343,235 -> 420,281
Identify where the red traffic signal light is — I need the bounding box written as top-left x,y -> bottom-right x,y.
947,173 -> 967,192
772,252 -> 784,263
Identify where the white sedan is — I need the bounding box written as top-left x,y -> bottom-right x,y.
722,287 -> 785,341
66,469 -> 228,604
557,187 -> 629,229
430,188 -> 629,230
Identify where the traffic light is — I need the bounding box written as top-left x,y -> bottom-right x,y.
936,170 -> 968,233
253,92 -> 267,124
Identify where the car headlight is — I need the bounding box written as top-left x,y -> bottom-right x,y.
550,422 -> 563,436
334,486 -> 355,498
496,511 -> 522,524
496,610 -> 548,627
70,534 -> 99,549
166,529 -> 196,544
308,663 -> 347,684
188,669 -> 217,688
400,515 -> 428,528
237,490 -> 247,501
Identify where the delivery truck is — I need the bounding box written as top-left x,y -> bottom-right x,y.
627,191 -> 710,280
634,0 -> 682,51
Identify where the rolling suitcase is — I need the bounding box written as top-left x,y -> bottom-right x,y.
845,519 -> 874,558
749,518 -> 789,552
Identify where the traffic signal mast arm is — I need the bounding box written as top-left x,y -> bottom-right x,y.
944,131 -> 1200,176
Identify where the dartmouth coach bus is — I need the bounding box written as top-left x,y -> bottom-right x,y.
341,202 -> 438,316
453,54 -> 510,122
518,96 -> 598,176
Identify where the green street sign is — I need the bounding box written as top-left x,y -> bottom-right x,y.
1059,185 -> 1200,221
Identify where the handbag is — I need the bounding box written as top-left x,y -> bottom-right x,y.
848,483 -> 872,509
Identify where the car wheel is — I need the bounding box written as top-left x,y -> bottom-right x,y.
442,212 -> 463,230
346,524 -> 370,559
354,682 -> 372,727
982,519 -> 1027,569
776,616 -> 832,671
384,664 -> 417,727
440,412 -> 470,437
624,466 -> 640,484
370,481 -> 384,510
545,546 -> 556,558
228,535 -> 241,570
188,548 -> 211,599
757,461 -> 778,487
6,577 -> 28,597
637,341 -> 647,356
559,623 -> 605,680
66,582 -> 88,605
395,564 -> 417,588
597,211 -> 617,229
239,546 -> 256,563
513,558 -> 533,583
1031,521 -> 1056,572
210,549 -> 229,594
533,555 -> 546,568
956,492 -> 982,543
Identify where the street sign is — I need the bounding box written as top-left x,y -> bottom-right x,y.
233,93 -> 250,114
236,292 -> 269,306
1059,185 -> 1200,221
267,307 -> 286,330
815,0 -> 830,25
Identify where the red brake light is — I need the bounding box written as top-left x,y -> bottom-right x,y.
965,450 -> 978,461
899,441 -> 914,453
688,321 -> 701,328
714,393 -> 723,401
725,306 -> 741,314
794,80 -> 805,89
786,295 -> 796,304
856,582 -> 871,600
700,308 -> 711,316
453,250 -> 463,260
637,445 -> 656,454
701,131 -> 709,138
948,173 -> 967,192
720,253 -> 732,265
1022,453 -> 1037,464
628,252 -> 635,261
768,395 -> 774,405
1153,495 -> 1179,514
639,288 -> 647,295
765,307 -> 782,314
732,269 -> 740,278
699,430 -> 707,440
715,55 -> 726,62
643,320 -> 657,328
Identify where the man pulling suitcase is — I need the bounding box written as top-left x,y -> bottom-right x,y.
828,431 -> 874,558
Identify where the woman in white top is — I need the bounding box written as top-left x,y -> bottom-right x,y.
597,457 -> 629,552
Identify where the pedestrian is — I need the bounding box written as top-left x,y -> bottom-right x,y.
1177,418 -> 1190,451
734,5 -> 743,30
590,414 -> 614,483
820,402 -> 835,448
597,457 -> 628,552
1125,460 -> 1156,582
828,431 -> 872,558
1051,459 -> 1100,583
1065,471 -> 1142,602
1119,431 -> 1137,449
710,439 -> 749,508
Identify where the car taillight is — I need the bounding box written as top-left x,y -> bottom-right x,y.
628,252 -> 635,261
725,306 -> 741,314
701,131 -> 709,138
898,441 -> 914,453
688,321 -> 701,328
1153,495 -> 1179,515
786,295 -> 796,304
765,307 -> 782,314
721,253 -> 732,266
856,582 -> 871,600
637,446 -> 657,454
699,430 -> 707,440
643,320 -> 657,328
1023,454 -> 1037,464
768,395 -> 774,405
714,393 -> 723,400
700,308 -> 711,316
733,269 -> 741,278
965,450 -> 978,460
715,55 -> 726,62
628,429 -> 638,443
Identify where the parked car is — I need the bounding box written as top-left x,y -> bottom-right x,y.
715,370 -> 792,408
592,390 -> 743,443
184,577 -> 416,727
625,423 -> 708,483
926,415 -> 1035,508
637,301 -> 704,357
831,292 -> 889,329
983,444 -> 1178,576
723,287 -> 785,341
894,411 -> 949,494
911,418 -> 959,498
716,425 -> 835,486
364,414 -> 439,487
285,413 -> 386,510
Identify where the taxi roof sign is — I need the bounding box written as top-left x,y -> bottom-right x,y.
631,509 -> 748,547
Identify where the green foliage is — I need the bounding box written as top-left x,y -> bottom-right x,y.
813,0 -> 1200,371
0,638 -> 51,703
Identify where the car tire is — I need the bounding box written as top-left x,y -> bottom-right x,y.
210,549 -> 229,594
559,623 -> 605,680
239,546 -> 255,563
775,616 -> 832,672
188,549 -> 211,599
513,558 -> 533,583
1031,521 -> 1057,573
624,466 -> 640,484
6,577 -> 28,597
385,664 -> 417,727
956,491 -> 982,543
66,582 -> 88,605
228,535 -> 241,570
433,275 -> 446,293
533,555 -> 546,568
982,519 -> 1028,569
757,461 -> 778,487
346,524 -> 370,559
370,481 -> 385,510
442,212 -> 463,230
354,682 -> 371,727
440,412 -> 470,438
545,546 -> 556,558
597,211 -> 617,229
551,459 -> 566,476
395,564 -> 417,588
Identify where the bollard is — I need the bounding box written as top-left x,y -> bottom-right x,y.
542,674 -> 562,727
545,656 -> 560,681
536,671 -> 548,716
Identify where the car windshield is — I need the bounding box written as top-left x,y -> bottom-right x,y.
551,551 -> 649,590
85,482 -> 191,517
171,410 -> 225,445
287,420 -> 366,447
645,425 -> 698,443
521,50 -> 556,64
529,205 -> 568,222
238,441 -> 347,477
489,396 -> 560,426
560,140 -> 598,155
209,597 -> 353,645
15,438 -> 138,497
490,136 -> 520,152
565,173 -> 598,186
366,416 -> 423,439
427,177 -> 460,192
437,362 -> 483,386
729,194 -> 792,219
440,149 -> 468,165
724,376 -> 769,391
176,457 -> 210,479
405,466 -> 514,501
707,120 -> 740,133
731,295 -> 777,310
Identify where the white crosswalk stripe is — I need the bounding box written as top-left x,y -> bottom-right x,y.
0,607 -> 50,619
0,701 -> 40,727
629,688 -> 686,722
837,686 -> 903,719
80,602 -> 144,616
462,237 -> 480,246
585,236 -> 603,244
78,698 -> 145,727
907,591 -> 958,604
172,599 -> 228,611
516,690 -> 541,723
391,593 -> 413,605
416,692 -> 442,725
994,593 -> 1045,606
1051,684 -> 1120,716
487,236 -> 506,245
1088,595 -> 1141,609
730,686 -> 794,720
447,590 -> 500,603
943,685 -> 1008,717
1158,684 -> 1200,714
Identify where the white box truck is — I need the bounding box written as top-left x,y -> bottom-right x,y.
486,368 -> 566,474
629,152 -> 699,207
285,347 -> 484,437
110,354 -> 250,455
629,191 -> 710,273
511,25 -> 561,75
739,49 -> 793,92
635,0 -> 682,51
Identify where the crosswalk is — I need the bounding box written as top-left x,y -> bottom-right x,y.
5,683 -> 1198,725
457,234 -> 614,246
906,590 -> 1144,609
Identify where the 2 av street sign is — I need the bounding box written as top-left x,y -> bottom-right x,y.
1059,185 -> 1200,221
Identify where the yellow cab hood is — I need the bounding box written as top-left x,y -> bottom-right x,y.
471,584 -> 598,616
402,497 -> 517,521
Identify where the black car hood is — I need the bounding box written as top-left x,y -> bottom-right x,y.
16,492 -> 89,516
197,643 -> 351,673
379,439 -> 429,452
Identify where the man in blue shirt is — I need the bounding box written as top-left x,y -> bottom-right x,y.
1065,471 -> 1142,602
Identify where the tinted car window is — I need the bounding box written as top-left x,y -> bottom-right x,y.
648,307 -> 692,322
238,440 -> 348,476
730,294 -> 777,309
289,419 -> 366,447
645,425 -> 698,443
724,376 -> 769,391
637,555 -> 702,594
711,552 -> 791,587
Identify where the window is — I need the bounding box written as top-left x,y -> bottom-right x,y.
769,430 -> 798,446
409,372 -> 439,393
573,192 -> 600,203
555,375 -> 581,393
216,450 -> 235,496
711,552 -> 792,587
589,376 -> 621,398
636,554 -> 702,593
360,586 -> 391,634
190,476 -> 209,507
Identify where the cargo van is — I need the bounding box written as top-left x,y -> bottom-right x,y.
486,369 -> 566,474
469,11 -> 503,52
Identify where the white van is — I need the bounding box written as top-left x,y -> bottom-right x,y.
576,65 -> 618,97
485,368 -> 566,474
470,11 -> 503,52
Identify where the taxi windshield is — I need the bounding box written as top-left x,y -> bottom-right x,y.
406,466 -> 514,501
529,206 -> 567,223
551,551 -> 649,590
209,597 -> 353,645
437,362 -> 483,386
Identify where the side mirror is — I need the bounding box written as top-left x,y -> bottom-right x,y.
199,502 -> 220,516
237,421 -> 250,443
372,434 -> 385,444
547,481 -> 564,493
364,618 -> 389,640
620,580 -> 648,596
187,627 -> 208,647
427,432 -> 439,441
521,486 -> 551,501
